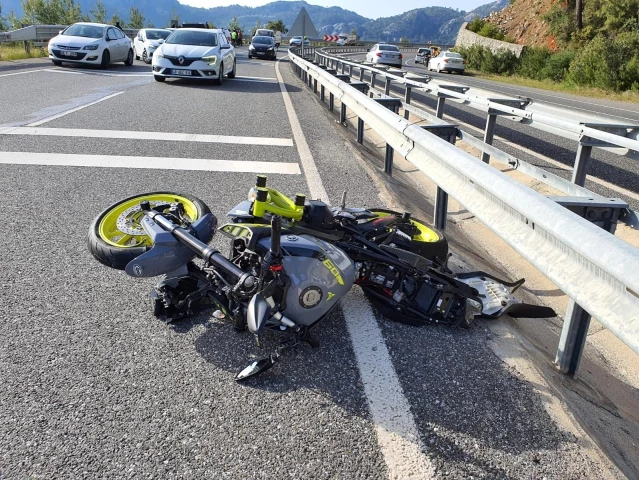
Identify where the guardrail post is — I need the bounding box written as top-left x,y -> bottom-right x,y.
320,84 -> 325,102
435,85 -> 471,120
359,67 -> 365,82
481,114 -> 497,164
357,118 -> 364,144
313,78 -> 318,94
435,98 -> 446,119
370,72 -> 376,90
571,143 -> 592,187
329,92 -> 334,111
420,125 -> 458,230
551,196 -> 628,376
374,98 -> 403,175
384,77 -> 392,96
403,86 -> 412,120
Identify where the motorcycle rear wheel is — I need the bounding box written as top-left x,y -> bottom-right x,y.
365,209 -> 449,264
88,192 -> 212,270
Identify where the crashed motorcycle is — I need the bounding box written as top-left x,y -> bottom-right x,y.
88,176 -> 555,380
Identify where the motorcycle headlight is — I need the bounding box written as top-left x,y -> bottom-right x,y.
202,55 -> 217,65
83,44 -> 99,50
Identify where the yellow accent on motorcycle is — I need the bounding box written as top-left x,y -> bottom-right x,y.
326,292 -> 335,302
322,259 -> 344,285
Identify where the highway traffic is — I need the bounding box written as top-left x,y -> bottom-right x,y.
0,46 -> 622,478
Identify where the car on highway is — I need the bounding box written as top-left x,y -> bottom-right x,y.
414,47 -> 431,65
152,28 -> 236,85
289,36 -> 310,47
48,22 -> 134,69
133,28 -> 172,64
254,28 -> 275,38
248,36 -> 277,60
428,50 -> 466,74
365,43 -> 403,67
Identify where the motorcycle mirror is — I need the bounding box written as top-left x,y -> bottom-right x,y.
235,355 -> 276,381
247,293 -> 271,335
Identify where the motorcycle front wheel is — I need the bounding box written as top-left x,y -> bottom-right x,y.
364,209 -> 449,264
87,192 -> 213,270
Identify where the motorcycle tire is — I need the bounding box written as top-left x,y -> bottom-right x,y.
365,209 -> 449,264
88,192 -> 213,270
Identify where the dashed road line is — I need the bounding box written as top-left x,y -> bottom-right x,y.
0,126 -> 294,147
0,151 -> 301,174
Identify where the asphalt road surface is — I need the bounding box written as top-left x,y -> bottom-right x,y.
343,52 -> 639,212
0,48 -> 619,478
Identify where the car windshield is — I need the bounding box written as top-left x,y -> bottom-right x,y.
445,52 -> 462,58
166,30 -> 218,47
62,24 -> 104,39
146,30 -> 171,40
253,36 -> 273,45
292,36 -> 302,40
379,45 -> 399,51
418,48 -> 430,54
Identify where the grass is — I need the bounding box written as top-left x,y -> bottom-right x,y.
0,43 -> 48,62
464,69 -> 639,104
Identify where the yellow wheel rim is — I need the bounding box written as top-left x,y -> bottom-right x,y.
369,211 -> 440,243
98,194 -> 199,248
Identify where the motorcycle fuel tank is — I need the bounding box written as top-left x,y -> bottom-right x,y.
257,234 -> 354,327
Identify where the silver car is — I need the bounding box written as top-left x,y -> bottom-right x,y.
365,43 -> 403,67
429,51 -> 466,74
134,28 -> 172,64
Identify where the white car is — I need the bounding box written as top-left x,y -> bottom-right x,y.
133,28 -> 172,64
48,22 -> 133,69
365,43 -> 403,67
152,28 -> 236,85
429,51 -> 466,74
289,36 -> 310,47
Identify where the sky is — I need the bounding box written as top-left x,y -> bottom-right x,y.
177,0 -> 488,19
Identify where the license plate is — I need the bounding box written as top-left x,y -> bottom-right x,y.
256,52 -> 265,55
172,69 -> 191,75
60,51 -> 77,57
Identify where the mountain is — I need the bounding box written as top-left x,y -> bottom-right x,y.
0,0 -> 509,43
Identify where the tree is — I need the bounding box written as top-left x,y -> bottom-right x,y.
251,19 -> 262,36
0,3 -> 8,30
208,20 -> 216,28
127,5 -> 144,29
228,16 -> 240,30
89,0 -> 107,24
110,11 -> 121,27
21,0 -> 82,25
400,36 -> 410,44
265,19 -> 285,33
145,20 -> 153,28
169,7 -> 179,28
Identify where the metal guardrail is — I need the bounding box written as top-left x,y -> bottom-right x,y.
316,46 -> 639,229
288,46 -> 639,377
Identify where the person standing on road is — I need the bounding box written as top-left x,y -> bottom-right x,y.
238,30 -> 243,46
231,30 -> 237,46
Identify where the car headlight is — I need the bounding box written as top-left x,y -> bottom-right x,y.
202,55 -> 217,65
155,52 -> 164,59
249,45 -> 254,50
83,44 -> 99,50
267,47 -> 274,51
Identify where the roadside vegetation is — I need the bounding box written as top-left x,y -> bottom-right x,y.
0,42 -> 48,61
467,17 -> 514,43
460,0 -> 639,92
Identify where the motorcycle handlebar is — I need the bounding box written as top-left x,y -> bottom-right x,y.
143,208 -> 254,288
270,215 -> 281,257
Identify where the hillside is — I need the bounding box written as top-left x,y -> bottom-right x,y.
482,0 -> 555,48
0,0 -> 508,43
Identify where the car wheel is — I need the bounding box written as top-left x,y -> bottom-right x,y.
134,47 -> 139,60
100,50 -> 110,69
228,58 -> 236,78
142,49 -> 150,64
154,75 -> 165,82
52,60 -> 62,66
214,61 -> 224,85
124,48 -> 134,66
436,64 -> 441,73
248,53 -> 251,59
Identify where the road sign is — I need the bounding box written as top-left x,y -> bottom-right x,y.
288,7 -> 319,38
323,35 -> 339,42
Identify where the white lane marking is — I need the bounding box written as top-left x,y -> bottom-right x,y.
235,75 -> 277,82
46,68 -> 151,77
276,57 -> 327,201
0,126 -> 294,147
0,151 -> 301,174
405,59 -> 412,66
442,110 -> 639,202
26,92 -> 124,126
0,68 -> 50,78
276,56 -> 433,479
